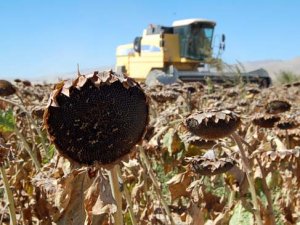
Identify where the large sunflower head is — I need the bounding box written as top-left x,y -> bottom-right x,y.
44,71 -> 149,165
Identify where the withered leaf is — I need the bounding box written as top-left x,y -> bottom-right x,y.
84,171 -> 117,225
166,171 -> 192,202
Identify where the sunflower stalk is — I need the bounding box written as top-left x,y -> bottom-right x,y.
139,146 -> 175,225
14,127 -> 41,171
0,166 -> 17,225
116,166 -> 137,225
108,165 -> 123,225
285,130 -> 290,149
240,136 -> 276,223
0,96 -> 49,161
15,92 -> 49,161
231,132 -> 263,225
255,156 -> 276,225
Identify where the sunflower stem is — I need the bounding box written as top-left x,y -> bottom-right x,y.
139,147 -> 175,225
239,136 -> 276,224
0,96 -> 49,162
14,127 -> 41,171
15,92 -> 49,162
285,130 -> 290,149
255,157 -> 276,225
0,166 -> 17,225
108,165 -> 123,225
231,132 -> 263,225
116,167 -> 137,225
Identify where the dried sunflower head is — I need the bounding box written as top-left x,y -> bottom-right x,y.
246,88 -> 260,95
226,90 -> 239,98
185,150 -> 235,176
14,79 -> 22,83
181,132 -> 216,156
265,100 -> 291,114
284,83 -> 292,88
181,132 -> 216,149
184,86 -> 197,94
150,90 -> 179,103
185,109 -> 241,140
276,119 -> 299,130
252,113 -> 281,128
206,94 -> 222,101
222,83 -> 235,89
22,80 -> 32,87
238,99 -> 249,107
0,80 -> 16,97
44,71 -> 149,165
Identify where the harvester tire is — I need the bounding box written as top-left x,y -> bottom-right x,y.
145,69 -> 179,87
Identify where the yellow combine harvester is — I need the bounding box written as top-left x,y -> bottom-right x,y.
116,18 -> 271,87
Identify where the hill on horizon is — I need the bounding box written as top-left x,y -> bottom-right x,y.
240,56 -> 300,80
1,57 -> 300,83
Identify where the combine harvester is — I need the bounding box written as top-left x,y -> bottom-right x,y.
116,18 -> 271,87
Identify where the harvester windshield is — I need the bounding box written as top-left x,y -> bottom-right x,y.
173,21 -> 215,60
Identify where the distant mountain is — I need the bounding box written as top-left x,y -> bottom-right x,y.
31,65 -> 114,83
0,65 -> 115,84
45,66 -> 114,83
240,57 -> 300,80
2,57 -> 300,83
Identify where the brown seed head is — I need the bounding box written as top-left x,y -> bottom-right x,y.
238,99 -> 249,107
226,90 -> 239,98
150,90 -> 179,103
265,100 -> 291,114
185,109 -> 241,140
292,81 -> 300,87
222,83 -> 235,89
181,132 -> 216,150
14,79 -> 22,83
284,83 -> 292,88
22,80 -> 32,87
185,150 -> 235,176
44,71 -> 149,165
276,119 -> 299,130
252,113 -> 281,128
0,80 -> 16,97
246,88 -> 260,95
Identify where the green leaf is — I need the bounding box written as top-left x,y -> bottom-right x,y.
229,202 -> 254,225
42,144 -> 56,163
0,109 -> 15,132
162,128 -> 184,156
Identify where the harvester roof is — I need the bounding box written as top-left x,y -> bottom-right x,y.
172,18 -> 216,27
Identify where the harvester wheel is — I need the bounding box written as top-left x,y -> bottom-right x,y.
145,69 -> 179,86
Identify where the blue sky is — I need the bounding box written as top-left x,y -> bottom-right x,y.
0,0 -> 299,80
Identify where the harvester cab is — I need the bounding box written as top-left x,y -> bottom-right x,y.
116,18 -> 271,87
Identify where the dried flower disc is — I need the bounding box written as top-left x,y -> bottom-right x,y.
185,109 -> 241,140
0,80 -> 16,96
44,71 -> 149,165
